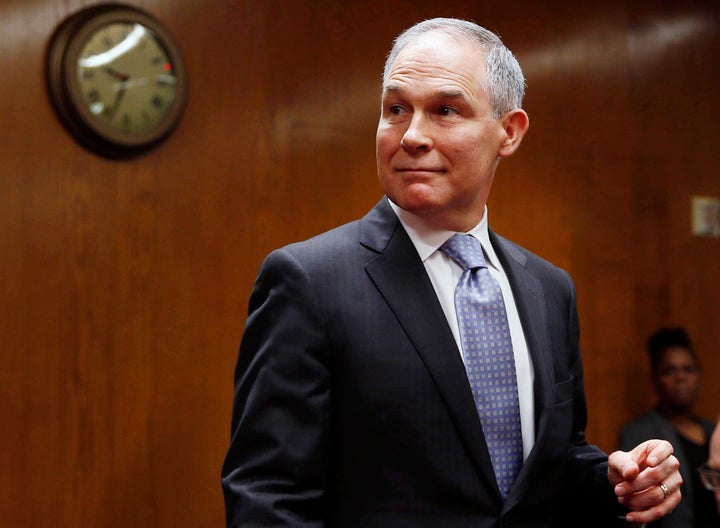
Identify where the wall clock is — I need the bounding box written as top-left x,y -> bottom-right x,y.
46,3 -> 188,158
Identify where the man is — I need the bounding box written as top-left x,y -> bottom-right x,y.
222,18 -> 681,527
706,421 -> 720,513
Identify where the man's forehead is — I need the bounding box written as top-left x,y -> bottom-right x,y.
382,61 -> 485,102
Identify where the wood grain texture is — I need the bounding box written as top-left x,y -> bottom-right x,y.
1,0 -> 718,526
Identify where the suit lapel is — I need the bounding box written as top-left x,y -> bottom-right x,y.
490,231 -> 554,422
361,200 -> 501,498
490,232 -> 560,510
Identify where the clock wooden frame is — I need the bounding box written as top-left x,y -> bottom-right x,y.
46,3 -> 188,158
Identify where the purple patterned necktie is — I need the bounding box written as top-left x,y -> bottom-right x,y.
440,233 -> 523,499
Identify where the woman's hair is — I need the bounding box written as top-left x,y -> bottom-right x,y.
647,326 -> 699,372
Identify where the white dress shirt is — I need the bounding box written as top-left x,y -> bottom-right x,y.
389,200 -> 536,461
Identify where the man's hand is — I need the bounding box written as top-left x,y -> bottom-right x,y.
608,439 -> 682,525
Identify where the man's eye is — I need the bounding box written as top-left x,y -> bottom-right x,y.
389,105 -> 404,115
439,106 -> 457,116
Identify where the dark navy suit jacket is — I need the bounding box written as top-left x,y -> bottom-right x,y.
222,198 -> 623,527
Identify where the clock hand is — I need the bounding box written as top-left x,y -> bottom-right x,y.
104,67 -> 131,120
108,84 -> 127,120
103,67 -> 130,82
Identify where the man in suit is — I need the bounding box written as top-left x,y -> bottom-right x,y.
710,422 -> 720,512
222,18 -> 682,527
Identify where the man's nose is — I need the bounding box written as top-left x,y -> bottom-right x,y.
401,113 -> 433,152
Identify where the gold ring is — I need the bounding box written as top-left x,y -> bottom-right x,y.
659,482 -> 669,499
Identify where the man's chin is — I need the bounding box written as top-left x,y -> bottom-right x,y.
387,189 -> 443,214
395,200 -> 441,218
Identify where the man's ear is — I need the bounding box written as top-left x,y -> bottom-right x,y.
498,109 -> 530,158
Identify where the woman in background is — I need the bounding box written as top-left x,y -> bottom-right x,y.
620,327 -> 719,527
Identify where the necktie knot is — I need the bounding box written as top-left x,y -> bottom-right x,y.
440,234 -> 487,271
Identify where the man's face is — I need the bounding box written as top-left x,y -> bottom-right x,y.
376,31 -> 526,232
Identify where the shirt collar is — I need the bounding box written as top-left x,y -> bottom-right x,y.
387,199 -> 502,271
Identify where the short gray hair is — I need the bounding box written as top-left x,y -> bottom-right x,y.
383,18 -> 526,118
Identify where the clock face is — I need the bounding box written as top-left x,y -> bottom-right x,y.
47,5 -> 187,158
76,22 -> 178,135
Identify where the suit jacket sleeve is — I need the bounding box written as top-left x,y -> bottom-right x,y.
221,248 -> 331,527
557,272 -> 626,527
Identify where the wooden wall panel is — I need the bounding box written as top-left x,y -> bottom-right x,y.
1,0 -> 718,526
625,1 -> 720,426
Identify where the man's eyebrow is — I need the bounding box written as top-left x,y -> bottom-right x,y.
382,85 -> 468,100
382,84 -> 403,96
437,90 -> 466,100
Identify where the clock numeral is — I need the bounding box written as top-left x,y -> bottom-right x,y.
151,56 -> 164,66
103,35 -> 113,49
151,95 -> 164,109
82,69 -> 95,80
87,89 -> 101,102
122,114 -> 132,128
